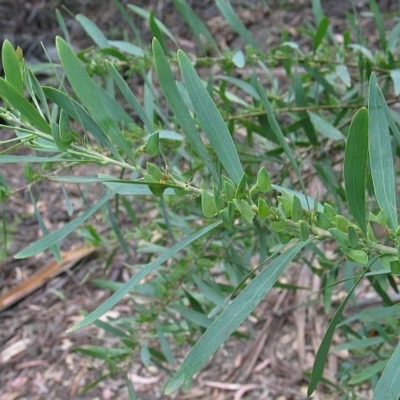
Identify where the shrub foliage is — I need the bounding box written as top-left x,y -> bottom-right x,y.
1,0 -> 400,398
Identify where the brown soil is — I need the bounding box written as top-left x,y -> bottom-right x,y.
0,1 -> 398,399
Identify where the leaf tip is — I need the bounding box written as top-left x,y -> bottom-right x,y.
165,373 -> 185,395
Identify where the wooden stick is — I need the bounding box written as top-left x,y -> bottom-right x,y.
0,245 -> 96,312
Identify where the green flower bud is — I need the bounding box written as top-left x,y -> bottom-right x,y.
201,189 -> 216,218
255,167 -> 271,193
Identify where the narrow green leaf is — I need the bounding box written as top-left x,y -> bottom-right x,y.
56,37 -> 135,161
128,5 -> 178,46
152,39 -> 219,184
108,40 -> 144,57
313,16 -> 329,53
368,0 -> 387,51
165,240 -> 307,394
258,83 -> 309,210
368,73 -> 397,231
216,0 -> 259,49
344,107 -> 368,235
26,68 -> 52,123
218,76 -> 260,100
173,0 -> 219,52
336,64 -> 351,87
75,14 -> 109,48
106,61 -> 154,132
15,190 -> 115,258
55,9 -> 71,44
0,155 -> 70,163
359,303 -> 400,322
292,73 -> 318,144
390,70 -> 400,96
149,11 -> 168,54
178,50 -> 244,184
308,111 -> 344,140
388,20 -> 400,54
0,78 -> 50,133
307,260 -> 373,396
43,87 -> 122,161
2,40 -> 23,94
373,343 -> 400,400
67,221 -> 222,332
349,360 -> 387,385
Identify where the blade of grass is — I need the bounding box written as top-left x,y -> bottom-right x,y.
165,240 -> 307,394
178,50 -> 244,184
368,73 -> 397,231
67,221 -> 222,332
344,107 -> 368,235
152,39 -> 220,183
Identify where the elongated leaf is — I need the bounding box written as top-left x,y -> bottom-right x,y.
2,40 -> 23,94
216,0 -> 259,49
173,0 -> 219,52
368,73 -> 397,231
344,108 -> 368,235
127,5 -> 178,46
308,111 -> 344,140
373,343 -> 400,399
349,360 -> 387,385
67,221 -> 222,332
75,14 -> 109,48
390,69 -> 400,96
0,155 -> 71,163
106,61 -> 154,132
152,39 -> 219,183
218,75 -> 260,100
308,260 -> 372,396
258,81 -> 309,209
165,240 -> 307,394
56,37 -> 135,161
43,87 -> 122,162
15,191 -> 115,258
178,50 -> 243,184
292,73 -> 318,144
26,69 -> 52,123
369,0 -> 387,51
0,78 -> 50,133
313,16 -> 329,53
359,303 -> 400,322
